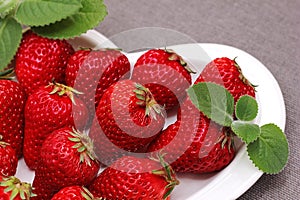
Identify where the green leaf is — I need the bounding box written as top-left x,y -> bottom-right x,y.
187,82 -> 234,127
0,0 -> 18,18
15,0 -> 82,26
32,0 -> 107,39
247,124 -> 289,174
231,121 -> 260,144
235,95 -> 258,121
0,17 -> 22,71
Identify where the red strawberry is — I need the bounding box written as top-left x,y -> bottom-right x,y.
196,57 -> 255,102
148,98 -> 235,173
88,155 -> 179,200
65,49 -> 130,123
132,49 -> 194,110
51,186 -> 103,200
0,137 -> 18,177
32,127 -> 100,200
15,30 -> 74,95
89,79 -> 166,165
0,78 -> 26,158
0,176 -> 35,200
23,82 -> 88,170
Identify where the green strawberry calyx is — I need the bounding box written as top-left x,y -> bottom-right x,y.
150,152 -> 180,199
165,48 -> 196,74
216,127 -> 235,153
67,128 -> 98,167
134,83 -> 166,120
46,80 -> 83,105
0,176 -> 36,200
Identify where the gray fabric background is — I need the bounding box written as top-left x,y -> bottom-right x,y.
95,0 -> 300,199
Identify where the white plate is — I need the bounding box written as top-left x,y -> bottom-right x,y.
16,30 -> 286,200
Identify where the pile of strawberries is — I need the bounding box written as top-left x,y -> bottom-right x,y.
0,30 -> 255,200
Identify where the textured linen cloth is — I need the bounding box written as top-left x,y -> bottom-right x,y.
96,0 -> 300,199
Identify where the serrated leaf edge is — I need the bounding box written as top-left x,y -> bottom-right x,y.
0,17 -> 22,71
235,95 -> 259,122
31,0 -> 108,40
245,123 -> 289,175
231,121 -> 260,144
15,0 -> 83,27
187,81 -> 234,127
0,0 -> 18,18
246,145 -> 288,175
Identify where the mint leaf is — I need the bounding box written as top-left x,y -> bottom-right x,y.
0,17 -> 22,71
231,121 -> 260,144
15,0 -> 82,26
0,0 -> 18,18
32,0 -> 107,39
187,82 -> 234,127
247,124 -> 289,174
235,95 -> 258,121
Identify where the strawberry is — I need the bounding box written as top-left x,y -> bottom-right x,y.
15,30 -> 74,95
89,79 -> 166,165
51,186 -> 103,200
148,98 -> 235,173
196,57 -> 255,102
65,49 -> 130,123
32,127 -> 100,200
0,77 -> 26,158
147,57 -> 256,173
0,176 -> 35,200
88,155 -> 179,200
0,137 -> 18,177
132,49 -> 194,110
23,82 -> 88,170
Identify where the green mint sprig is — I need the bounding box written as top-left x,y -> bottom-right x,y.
187,82 -> 289,174
0,0 -> 107,71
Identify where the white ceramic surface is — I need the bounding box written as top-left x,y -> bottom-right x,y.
16,30 -> 286,200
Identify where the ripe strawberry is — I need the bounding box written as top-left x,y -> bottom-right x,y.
89,79 -> 166,165
0,78 -> 26,158
0,137 -> 18,177
132,49 -> 194,110
0,176 -> 35,199
32,127 -> 100,200
51,186 -> 103,200
148,98 -> 235,173
15,30 -> 74,95
196,57 -> 255,102
88,155 -> 179,200
65,49 -> 130,122
23,82 -> 88,170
